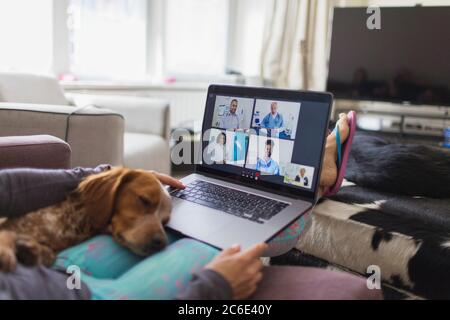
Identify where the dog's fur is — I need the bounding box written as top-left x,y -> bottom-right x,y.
346,134 -> 450,198
0,168 -> 172,272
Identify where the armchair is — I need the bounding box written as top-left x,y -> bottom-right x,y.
0,73 -> 171,173
68,94 -> 171,174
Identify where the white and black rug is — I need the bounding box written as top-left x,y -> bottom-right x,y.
272,134 -> 450,300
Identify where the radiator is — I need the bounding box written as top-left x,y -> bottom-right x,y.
143,89 -> 207,128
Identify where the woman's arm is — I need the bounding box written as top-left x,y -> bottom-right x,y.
0,265 -> 91,300
0,165 -> 110,218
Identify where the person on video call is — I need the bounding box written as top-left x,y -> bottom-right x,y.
219,99 -> 241,130
261,102 -> 284,130
256,139 -> 280,175
295,168 -> 309,187
211,132 -> 227,164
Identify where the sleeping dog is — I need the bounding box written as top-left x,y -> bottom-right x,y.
0,168 -> 172,272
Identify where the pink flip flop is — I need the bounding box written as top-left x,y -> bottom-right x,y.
324,111 -> 357,197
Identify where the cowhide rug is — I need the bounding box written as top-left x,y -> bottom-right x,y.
295,182 -> 450,299
275,134 -> 450,300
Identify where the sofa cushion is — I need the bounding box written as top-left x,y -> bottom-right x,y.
0,73 -> 69,106
124,132 -> 170,173
0,135 -> 71,169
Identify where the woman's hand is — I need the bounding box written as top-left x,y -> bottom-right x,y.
151,171 -> 185,190
205,243 -> 268,300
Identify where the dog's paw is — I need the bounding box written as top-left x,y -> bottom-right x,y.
0,246 -> 17,272
15,236 -> 56,267
15,236 -> 41,266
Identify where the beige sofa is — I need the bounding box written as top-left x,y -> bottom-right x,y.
0,73 -> 171,173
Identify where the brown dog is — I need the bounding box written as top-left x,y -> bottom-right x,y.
0,168 -> 172,272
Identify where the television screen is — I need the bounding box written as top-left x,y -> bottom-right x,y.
327,7 -> 450,106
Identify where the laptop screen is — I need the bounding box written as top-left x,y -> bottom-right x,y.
198,85 -> 332,200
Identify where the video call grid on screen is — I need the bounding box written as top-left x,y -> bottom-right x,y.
205,94 -> 317,191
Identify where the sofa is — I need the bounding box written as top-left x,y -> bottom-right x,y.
0,135 -> 71,169
0,72 -> 171,173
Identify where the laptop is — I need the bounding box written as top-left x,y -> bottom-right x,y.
167,85 -> 332,250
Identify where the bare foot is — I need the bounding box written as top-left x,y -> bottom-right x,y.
319,113 -> 351,195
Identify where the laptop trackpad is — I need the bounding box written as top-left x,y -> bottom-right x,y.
168,200 -> 234,239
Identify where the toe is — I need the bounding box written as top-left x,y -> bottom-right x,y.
336,113 -> 350,143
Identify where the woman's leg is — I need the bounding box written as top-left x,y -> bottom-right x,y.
264,113 -> 351,257
264,210 -> 312,257
82,238 -> 219,300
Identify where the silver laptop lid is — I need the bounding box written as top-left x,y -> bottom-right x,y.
196,85 -> 333,203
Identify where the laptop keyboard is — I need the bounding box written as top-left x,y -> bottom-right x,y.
171,180 -> 289,224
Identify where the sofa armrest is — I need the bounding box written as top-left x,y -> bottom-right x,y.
0,135 -> 71,169
68,94 -> 170,140
0,103 -> 124,168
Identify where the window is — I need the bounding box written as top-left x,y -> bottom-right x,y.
68,0 -> 147,79
227,0 -> 267,76
0,0 -> 266,81
0,0 -> 53,73
164,0 -> 230,76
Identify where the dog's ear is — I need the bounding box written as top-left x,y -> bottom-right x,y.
77,167 -> 136,230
